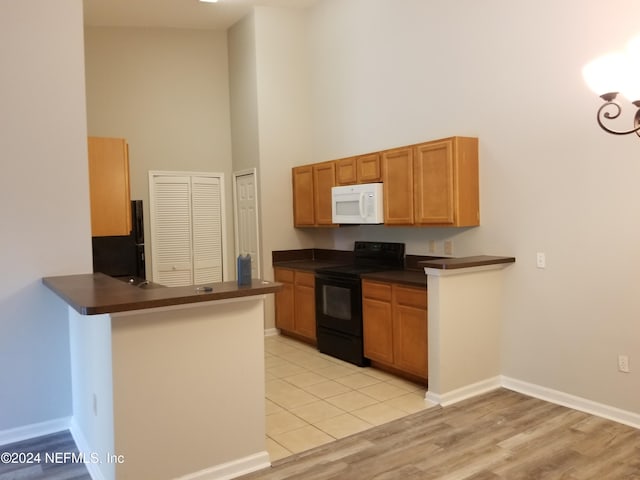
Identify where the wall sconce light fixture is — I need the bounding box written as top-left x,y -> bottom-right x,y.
583,36 -> 640,136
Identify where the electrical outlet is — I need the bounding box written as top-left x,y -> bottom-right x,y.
618,355 -> 630,373
428,240 -> 436,254
444,240 -> 453,256
536,252 -> 546,269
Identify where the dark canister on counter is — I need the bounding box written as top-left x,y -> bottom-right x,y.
237,254 -> 252,286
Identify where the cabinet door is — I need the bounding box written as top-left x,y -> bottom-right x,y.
149,175 -> 194,287
392,285 -> 428,378
292,166 -> 315,226
313,162 -> 336,225
362,281 -> 394,365
274,269 -> 295,332
88,137 -> 131,236
191,176 -> 223,284
357,153 -> 381,183
294,271 -> 316,341
414,140 -> 455,225
381,147 -> 414,225
452,136 -> 480,227
414,137 -> 479,226
336,157 -> 357,185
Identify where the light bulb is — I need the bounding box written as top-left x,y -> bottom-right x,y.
582,52 -> 626,97
620,35 -> 640,102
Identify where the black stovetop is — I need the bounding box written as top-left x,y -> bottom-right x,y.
315,241 -> 405,278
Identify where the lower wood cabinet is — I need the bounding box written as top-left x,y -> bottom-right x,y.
274,268 -> 316,343
362,279 -> 427,380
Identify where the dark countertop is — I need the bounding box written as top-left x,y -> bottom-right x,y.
273,261 -> 427,288
43,273 -> 282,316
273,259 -> 350,272
272,253 -> 516,287
420,255 -> 516,270
361,270 -> 427,287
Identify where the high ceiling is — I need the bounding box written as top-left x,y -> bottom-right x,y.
83,0 -> 318,31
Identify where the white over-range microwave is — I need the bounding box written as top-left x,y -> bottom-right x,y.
331,182 -> 384,224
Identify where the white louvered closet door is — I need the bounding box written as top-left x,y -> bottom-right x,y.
150,175 -> 194,287
149,172 -> 225,287
191,176 -> 223,284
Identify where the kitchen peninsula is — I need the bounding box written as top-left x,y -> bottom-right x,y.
43,273 -> 281,480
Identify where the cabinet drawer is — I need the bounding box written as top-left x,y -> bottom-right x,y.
393,285 -> 427,309
275,268 -> 294,283
295,271 -> 315,287
362,280 -> 392,301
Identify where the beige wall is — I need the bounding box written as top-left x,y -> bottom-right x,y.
305,0 -> 640,414
228,7 -> 321,329
228,15 -> 260,174
111,299 -> 267,479
0,0 -> 92,432
84,27 -> 234,280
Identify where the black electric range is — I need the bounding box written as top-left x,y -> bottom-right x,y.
314,241 -> 405,366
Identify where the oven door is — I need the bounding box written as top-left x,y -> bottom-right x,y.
315,273 -> 363,337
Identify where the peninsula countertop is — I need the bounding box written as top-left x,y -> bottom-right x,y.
43,273 -> 282,315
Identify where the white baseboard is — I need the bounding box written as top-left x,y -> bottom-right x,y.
0,417 -> 71,446
501,376 -> 640,429
427,376 -> 640,429
174,451 -> 270,480
264,328 -> 280,337
427,376 -> 502,407
69,418 -> 104,480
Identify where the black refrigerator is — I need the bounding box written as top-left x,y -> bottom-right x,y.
92,200 -> 146,282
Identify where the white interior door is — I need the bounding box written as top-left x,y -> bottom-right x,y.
233,169 -> 260,279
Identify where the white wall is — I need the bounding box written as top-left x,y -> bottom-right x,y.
0,0 -> 91,432
84,27 -> 234,280
306,0 -> 640,414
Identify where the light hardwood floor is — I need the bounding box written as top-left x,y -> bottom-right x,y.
240,388 -> 640,480
0,430 -> 91,480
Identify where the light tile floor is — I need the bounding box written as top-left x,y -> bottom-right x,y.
264,334 -> 436,461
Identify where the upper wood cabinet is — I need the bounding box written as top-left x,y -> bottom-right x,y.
382,136 -> 479,227
292,135 -> 479,228
313,162 -> 336,225
414,137 -> 479,226
292,165 -> 315,226
336,153 -> 381,185
381,147 -> 414,225
292,162 -> 336,227
88,137 -> 131,236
